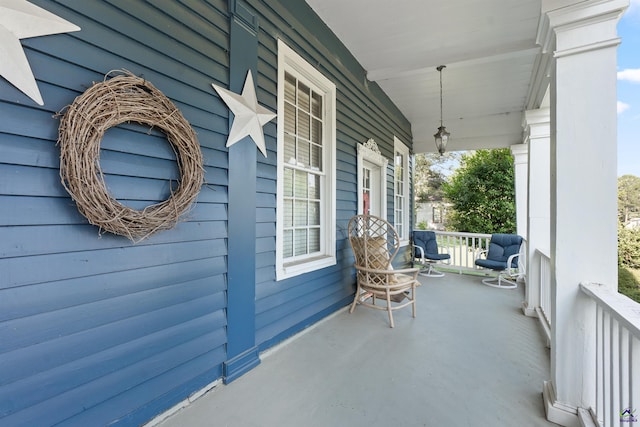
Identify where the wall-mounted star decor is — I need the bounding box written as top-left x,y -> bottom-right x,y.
211,70 -> 277,158
0,0 -> 80,105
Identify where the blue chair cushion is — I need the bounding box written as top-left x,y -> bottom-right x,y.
475,258 -> 509,271
475,233 -> 522,270
413,230 -> 451,261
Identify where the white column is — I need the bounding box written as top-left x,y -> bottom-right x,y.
510,143 -> 529,239
522,109 -> 550,318
541,1 -> 627,425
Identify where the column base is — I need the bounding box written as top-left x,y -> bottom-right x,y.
223,347 -> 260,384
522,301 -> 537,317
543,381 -> 579,427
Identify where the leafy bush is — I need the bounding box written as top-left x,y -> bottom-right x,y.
416,221 -> 428,230
618,224 -> 640,269
619,266 -> 640,303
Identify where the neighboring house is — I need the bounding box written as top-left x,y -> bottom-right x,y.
0,1 -> 414,425
625,218 -> 640,229
415,201 -> 450,231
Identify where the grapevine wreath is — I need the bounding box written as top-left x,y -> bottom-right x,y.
58,70 -> 204,242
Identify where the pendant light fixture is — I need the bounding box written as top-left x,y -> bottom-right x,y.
434,65 -> 450,155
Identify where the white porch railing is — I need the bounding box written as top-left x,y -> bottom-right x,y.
579,282 -> 640,427
536,249 -> 552,346
433,231 -> 492,274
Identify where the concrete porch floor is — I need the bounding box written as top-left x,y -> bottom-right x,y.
156,272 -> 556,427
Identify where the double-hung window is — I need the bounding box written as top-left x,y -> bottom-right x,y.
276,40 -> 336,280
394,137 -> 410,244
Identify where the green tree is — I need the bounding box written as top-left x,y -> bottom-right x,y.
442,149 -> 515,234
414,152 -> 461,202
618,174 -> 640,224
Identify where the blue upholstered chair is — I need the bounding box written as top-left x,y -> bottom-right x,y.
413,230 -> 451,277
474,234 -> 523,289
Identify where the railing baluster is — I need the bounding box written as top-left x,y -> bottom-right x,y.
431,231 -> 492,275
603,310 -> 611,426
620,327 -> 630,427
610,318 -> 619,427
631,336 -> 640,421
596,305 -> 603,425
580,283 -> 640,427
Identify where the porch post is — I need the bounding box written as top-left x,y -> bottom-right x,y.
223,0 -> 261,384
510,143 -> 528,239
541,0 -> 626,425
522,109 -> 550,319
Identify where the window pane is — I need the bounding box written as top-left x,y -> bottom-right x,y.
284,230 -> 293,257
298,139 -> 310,168
311,144 -> 322,170
284,135 -> 296,165
298,81 -> 310,112
284,199 -> 293,227
311,118 -> 322,144
294,200 -> 308,226
308,174 -> 320,199
294,229 -> 308,256
284,168 -> 293,197
298,111 -> 310,140
311,92 -> 322,117
309,201 -> 320,225
284,103 -> 296,134
285,73 -> 296,103
294,170 -> 308,198
309,227 -> 320,252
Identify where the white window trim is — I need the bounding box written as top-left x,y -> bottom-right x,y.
357,139 -> 388,219
394,136 -> 410,245
276,39 -> 337,281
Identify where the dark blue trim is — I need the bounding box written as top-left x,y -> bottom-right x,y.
225,0 -> 259,376
223,347 -> 260,384
229,0 -> 259,33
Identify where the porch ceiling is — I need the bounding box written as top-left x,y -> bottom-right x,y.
306,0 -> 548,154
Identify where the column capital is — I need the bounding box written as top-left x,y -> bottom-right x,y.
510,143 -> 529,165
523,108 -> 551,141
541,0 -> 627,56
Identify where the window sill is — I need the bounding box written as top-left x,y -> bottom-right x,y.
277,255 -> 336,281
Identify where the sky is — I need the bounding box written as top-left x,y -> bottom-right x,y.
618,0 -> 640,177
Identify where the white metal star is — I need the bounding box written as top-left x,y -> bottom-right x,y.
211,70 -> 277,157
0,0 -> 80,105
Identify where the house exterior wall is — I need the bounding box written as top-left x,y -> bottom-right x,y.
0,0 -> 413,425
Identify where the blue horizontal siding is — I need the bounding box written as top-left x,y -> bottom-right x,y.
0,0 -> 414,425
0,258 -> 223,322
1,1 -> 231,425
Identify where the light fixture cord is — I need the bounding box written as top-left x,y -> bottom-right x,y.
439,68 -> 443,127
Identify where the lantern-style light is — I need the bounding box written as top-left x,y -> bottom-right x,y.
434,65 -> 450,155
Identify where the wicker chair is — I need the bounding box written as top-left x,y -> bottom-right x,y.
347,214 -> 420,328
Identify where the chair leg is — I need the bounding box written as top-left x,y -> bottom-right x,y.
411,285 -> 416,318
350,285 -> 361,313
386,292 -> 394,328
481,272 -> 517,289
418,263 -> 445,278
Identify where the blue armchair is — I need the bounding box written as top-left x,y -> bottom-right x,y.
475,234 -> 523,289
413,230 -> 451,277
